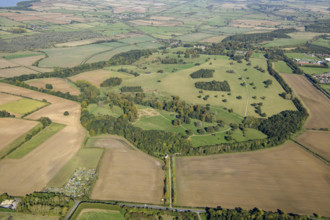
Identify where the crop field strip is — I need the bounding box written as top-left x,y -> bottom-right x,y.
89,136 -> 164,204
26,78 -> 81,96
0,83 -> 85,196
0,118 -> 39,153
281,74 -> 330,129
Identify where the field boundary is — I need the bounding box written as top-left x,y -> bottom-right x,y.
291,139 -> 329,165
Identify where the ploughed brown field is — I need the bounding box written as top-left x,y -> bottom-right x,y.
176,142 -> 330,216
90,136 -> 164,204
0,118 -> 38,152
0,92 -> 21,105
281,74 -> 330,129
297,130 -> 330,161
27,78 -> 80,95
0,83 -> 85,196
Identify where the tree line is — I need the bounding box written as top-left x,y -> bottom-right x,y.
222,29 -> 296,44
0,110 -> 15,118
190,69 -> 214,78
305,19 -> 330,33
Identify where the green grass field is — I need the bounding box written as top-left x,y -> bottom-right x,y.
0,98 -> 47,115
77,211 -> 125,220
312,38 -> 330,48
285,52 -> 321,60
47,147 -> 103,187
0,122 -> 43,159
7,123 -> 65,159
320,84 -> 330,93
88,104 -> 123,117
3,52 -> 43,60
190,128 -> 267,147
273,61 -> 294,74
117,52 -> 295,117
263,32 -> 321,48
300,66 -> 330,75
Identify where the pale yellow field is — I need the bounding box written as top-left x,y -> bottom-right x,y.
0,83 -> 85,196
176,142 -> 330,216
0,118 -> 38,152
90,137 -> 164,204
281,74 -> 330,129
69,69 -> 132,87
27,78 -> 80,95
200,35 -> 226,43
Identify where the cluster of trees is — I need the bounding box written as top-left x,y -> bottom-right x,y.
195,80 -> 231,91
190,69 -> 214,78
205,206 -> 314,220
120,86 -> 143,93
108,50 -> 152,65
305,19 -> 330,33
294,43 -> 330,54
39,117 -> 52,128
160,57 -> 183,64
108,93 -> 218,123
100,77 -> 122,87
75,80 -> 100,102
0,31 -> 102,52
222,29 -> 296,44
80,110 -> 191,156
0,110 -> 15,118
17,192 -> 74,217
117,68 -> 140,76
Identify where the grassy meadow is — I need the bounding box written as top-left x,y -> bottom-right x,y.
0,98 -> 47,115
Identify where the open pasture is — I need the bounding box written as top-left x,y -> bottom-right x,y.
0,83 -> 85,196
229,19 -> 280,29
130,19 -> 182,27
273,61 -> 293,74
90,136 -> 164,204
297,130 -> 330,161
0,118 -> 39,153
0,98 -> 47,116
176,142 -> 330,216
69,69 -> 133,87
263,32 -> 322,48
39,43 -> 121,68
77,209 -> 125,220
124,55 -> 296,117
26,78 -> 80,95
281,74 -> 330,129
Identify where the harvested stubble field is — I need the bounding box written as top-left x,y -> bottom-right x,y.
281,74 -> 330,129
90,136 -> 164,204
0,92 -> 21,105
297,130 -> 330,161
176,142 -> 330,216
0,66 -> 37,78
0,83 -> 85,196
10,55 -> 45,66
0,58 -> 19,69
69,69 -> 132,87
27,78 -> 80,95
0,118 -> 39,152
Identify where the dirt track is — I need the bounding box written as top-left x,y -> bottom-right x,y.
0,83 -> 85,196
90,137 -> 164,204
281,74 -> 330,129
176,142 -> 330,216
